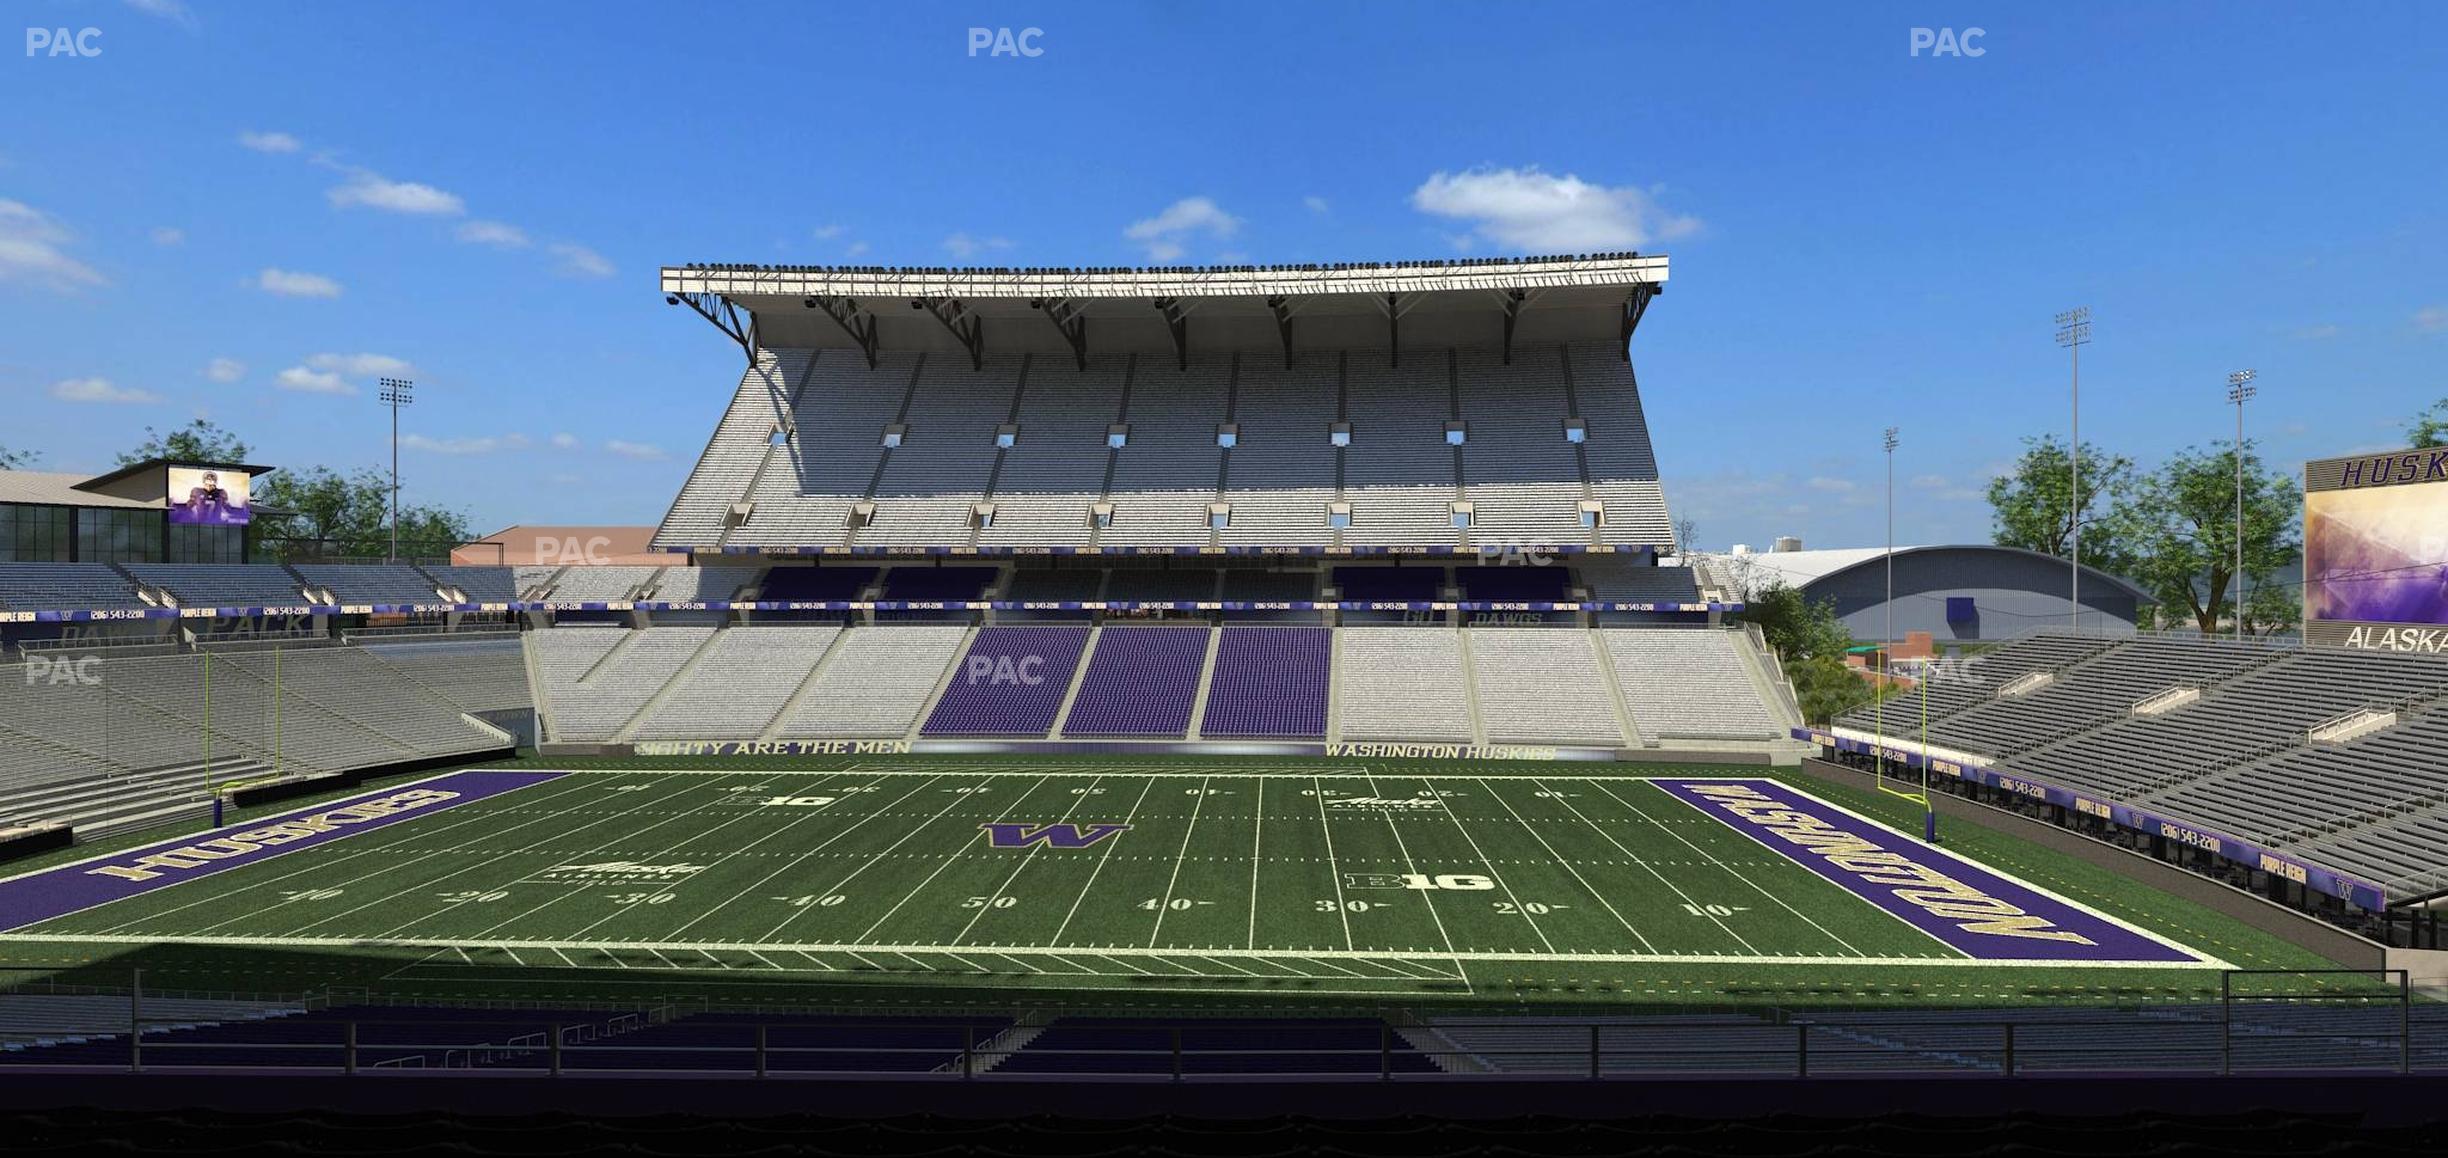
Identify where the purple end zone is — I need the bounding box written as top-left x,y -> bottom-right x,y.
0,769 -> 565,934
1653,778 -> 2206,964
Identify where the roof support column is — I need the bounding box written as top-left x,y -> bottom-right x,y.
1153,297 -> 1191,370
666,292 -> 758,366
804,295 -> 879,370
917,297 -> 986,370
1619,283 -> 1661,360
1033,297 -> 1090,371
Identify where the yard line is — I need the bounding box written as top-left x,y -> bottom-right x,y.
76,772 -> 611,935
1144,776 -> 1214,948
1049,777 -> 1160,946
1244,778 -> 1265,949
1475,778 -> 1657,953
1583,778 -> 1869,957
660,774 -> 945,938
951,776 -> 1104,946
1309,778 -> 1358,951
166,773 -> 710,939
754,774 -> 1014,942
1418,777 -> 1555,954
1532,777 -> 1762,955
1361,771 -> 1463,960
851,775 -> 1056,944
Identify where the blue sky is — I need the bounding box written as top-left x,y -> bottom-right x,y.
2,1 -> 2441,549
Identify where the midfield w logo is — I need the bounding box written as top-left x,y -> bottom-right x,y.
979,822 -> 1132,849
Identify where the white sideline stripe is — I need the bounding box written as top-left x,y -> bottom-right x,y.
548,766 -> 1654,782
0,932 -> 2233,970
1658,777 -> 2235,971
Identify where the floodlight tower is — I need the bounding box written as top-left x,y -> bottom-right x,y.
2054,308 -> 2092,634
2227,369 -> 2258,642
378,378 -> 414,563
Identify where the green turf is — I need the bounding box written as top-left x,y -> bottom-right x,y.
0,754 -> 2366,1012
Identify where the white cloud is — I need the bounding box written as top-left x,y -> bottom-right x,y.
455,220 -> 530,248
1303,195 -> 1330,215
327,170 -> 466,216
257,268 -> 342,298
845,240 -> 871,257
605,439 -> 669,461
1123,197 -> 1239,261
275,366 -> 354,395
1910,473 -> 1983,502
237,130 -> 302,154
549,243 -> 614,279
204,357 -> 245,383
150,226 -> 185,247
402,432 -> 530,455
2417,305 -> 2448,334
123,0 -> 199,29
0,199 -> 107,290
2290,322 -> 2339,341
1410,166 -> 1699,251
812,224 -> 846,241
941,233 -> 1014,260
306,352 -> 412,377
51,377 -> 161,404
550,432 -> 579,450
1806,476 -> 1856,493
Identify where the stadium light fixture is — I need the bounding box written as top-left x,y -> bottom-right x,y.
2227,369 -> 2258,642
377,378 -> 414,563
2055,307 -> 2092,635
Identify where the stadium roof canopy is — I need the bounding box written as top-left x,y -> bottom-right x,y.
659,252 -> 1667,370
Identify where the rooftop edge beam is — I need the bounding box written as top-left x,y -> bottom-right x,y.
917,297 -> 986,371
1619,284 -> 1661,359
803,294 -> 879,370
667,292 -> 758,366
1033,297 -> 1090,371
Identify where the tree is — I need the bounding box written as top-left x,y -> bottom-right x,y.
2105,441 -> 2301,635
1733,579 -> 1883,724
119,419 -> 250,466
253,465 -> 471,561
2411,398 -> 2448,450
1986,435 -> 2136,566
0,445 -> 32,470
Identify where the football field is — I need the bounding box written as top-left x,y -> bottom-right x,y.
0,759 -> 2262,1006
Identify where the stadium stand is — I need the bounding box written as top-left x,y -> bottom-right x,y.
1603,630 -> 1784,740
858,354 -> 1017,546
1565,341 -> 1675,547
1835,631 -> 2124,736
1219,350 -> 1342,545
1924,636 -> 2273,758
544,565 -> 665,603
1467,627 -> 1632,746
974,356 -> 1124,546
125,563 -> 305,607
417,565 -> 518,603
202,644 -> 507,764
358,633 -> 533,715
529,625 -> 717,742
1456,345 -> 1590,544
1335,627 -> 1475,743
654,349 -> 810,548
1340,352 -> 1463,546
290,563 -> 444,605
0,562 -> 147,610
632,625 -> 841,739
643,565 -> 760,602
1200,627 -> 1329,738
1061,626 -> 1210,737
772,624 -> 970,738
511,566 -> 562,598
1582,564 -> 1703,603
1101,355 -> 1230,546
920,625 -> 1091,736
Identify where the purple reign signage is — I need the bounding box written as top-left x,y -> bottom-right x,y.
0,769 -> 564,934
1654,778 -> 2210,965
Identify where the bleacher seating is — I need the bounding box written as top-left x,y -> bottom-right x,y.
1062,627 -> 1210,737
772,624 -> 970,738
360,634 -> 533,715
1603,630 -> 1783,740
859,355 -> 1017,546
1200,627 -> 1329,738
632,626 -> 840,739
290,563 -> 443,605
530,626 -> 716,742
544,566 -> 664,603
1583,564 -> 1702,603
644,566 -> 760,602
125,564 -> 304,607
0,563 -> 146,611
1457,344 -> 1590,544
1336,627 -> 1475,742
655,349 -> 809,548
975,357 -> 1123,546
419,565 -> 518,603
1218,350 -> 1340,545
920,626 -> 1091,736
1927,637 -> 2271,758
1468,628 -> 1630,746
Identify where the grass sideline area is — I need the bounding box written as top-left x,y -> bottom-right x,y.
0,752 -> 2379,1013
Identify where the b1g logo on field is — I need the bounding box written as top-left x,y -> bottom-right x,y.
754,795 -> 837,808
1343,872 -> 1497,891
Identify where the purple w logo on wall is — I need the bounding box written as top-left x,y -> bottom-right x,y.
979,822 -> 1132,849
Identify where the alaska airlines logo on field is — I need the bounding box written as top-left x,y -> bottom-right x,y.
532,861 -> 710,883
1653,779 -> 2209,964
979,822 -> 1132,849
1325,795 -> 1441,810
84,788 -> 466,883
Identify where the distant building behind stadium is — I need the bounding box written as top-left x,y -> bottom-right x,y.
1720,541 -> 2149,642
0,458 -> 270,565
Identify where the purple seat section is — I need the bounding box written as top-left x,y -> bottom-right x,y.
919,625 -> 1091,736
1198,627 -> 1328,738
1061,628 -> 1211,737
